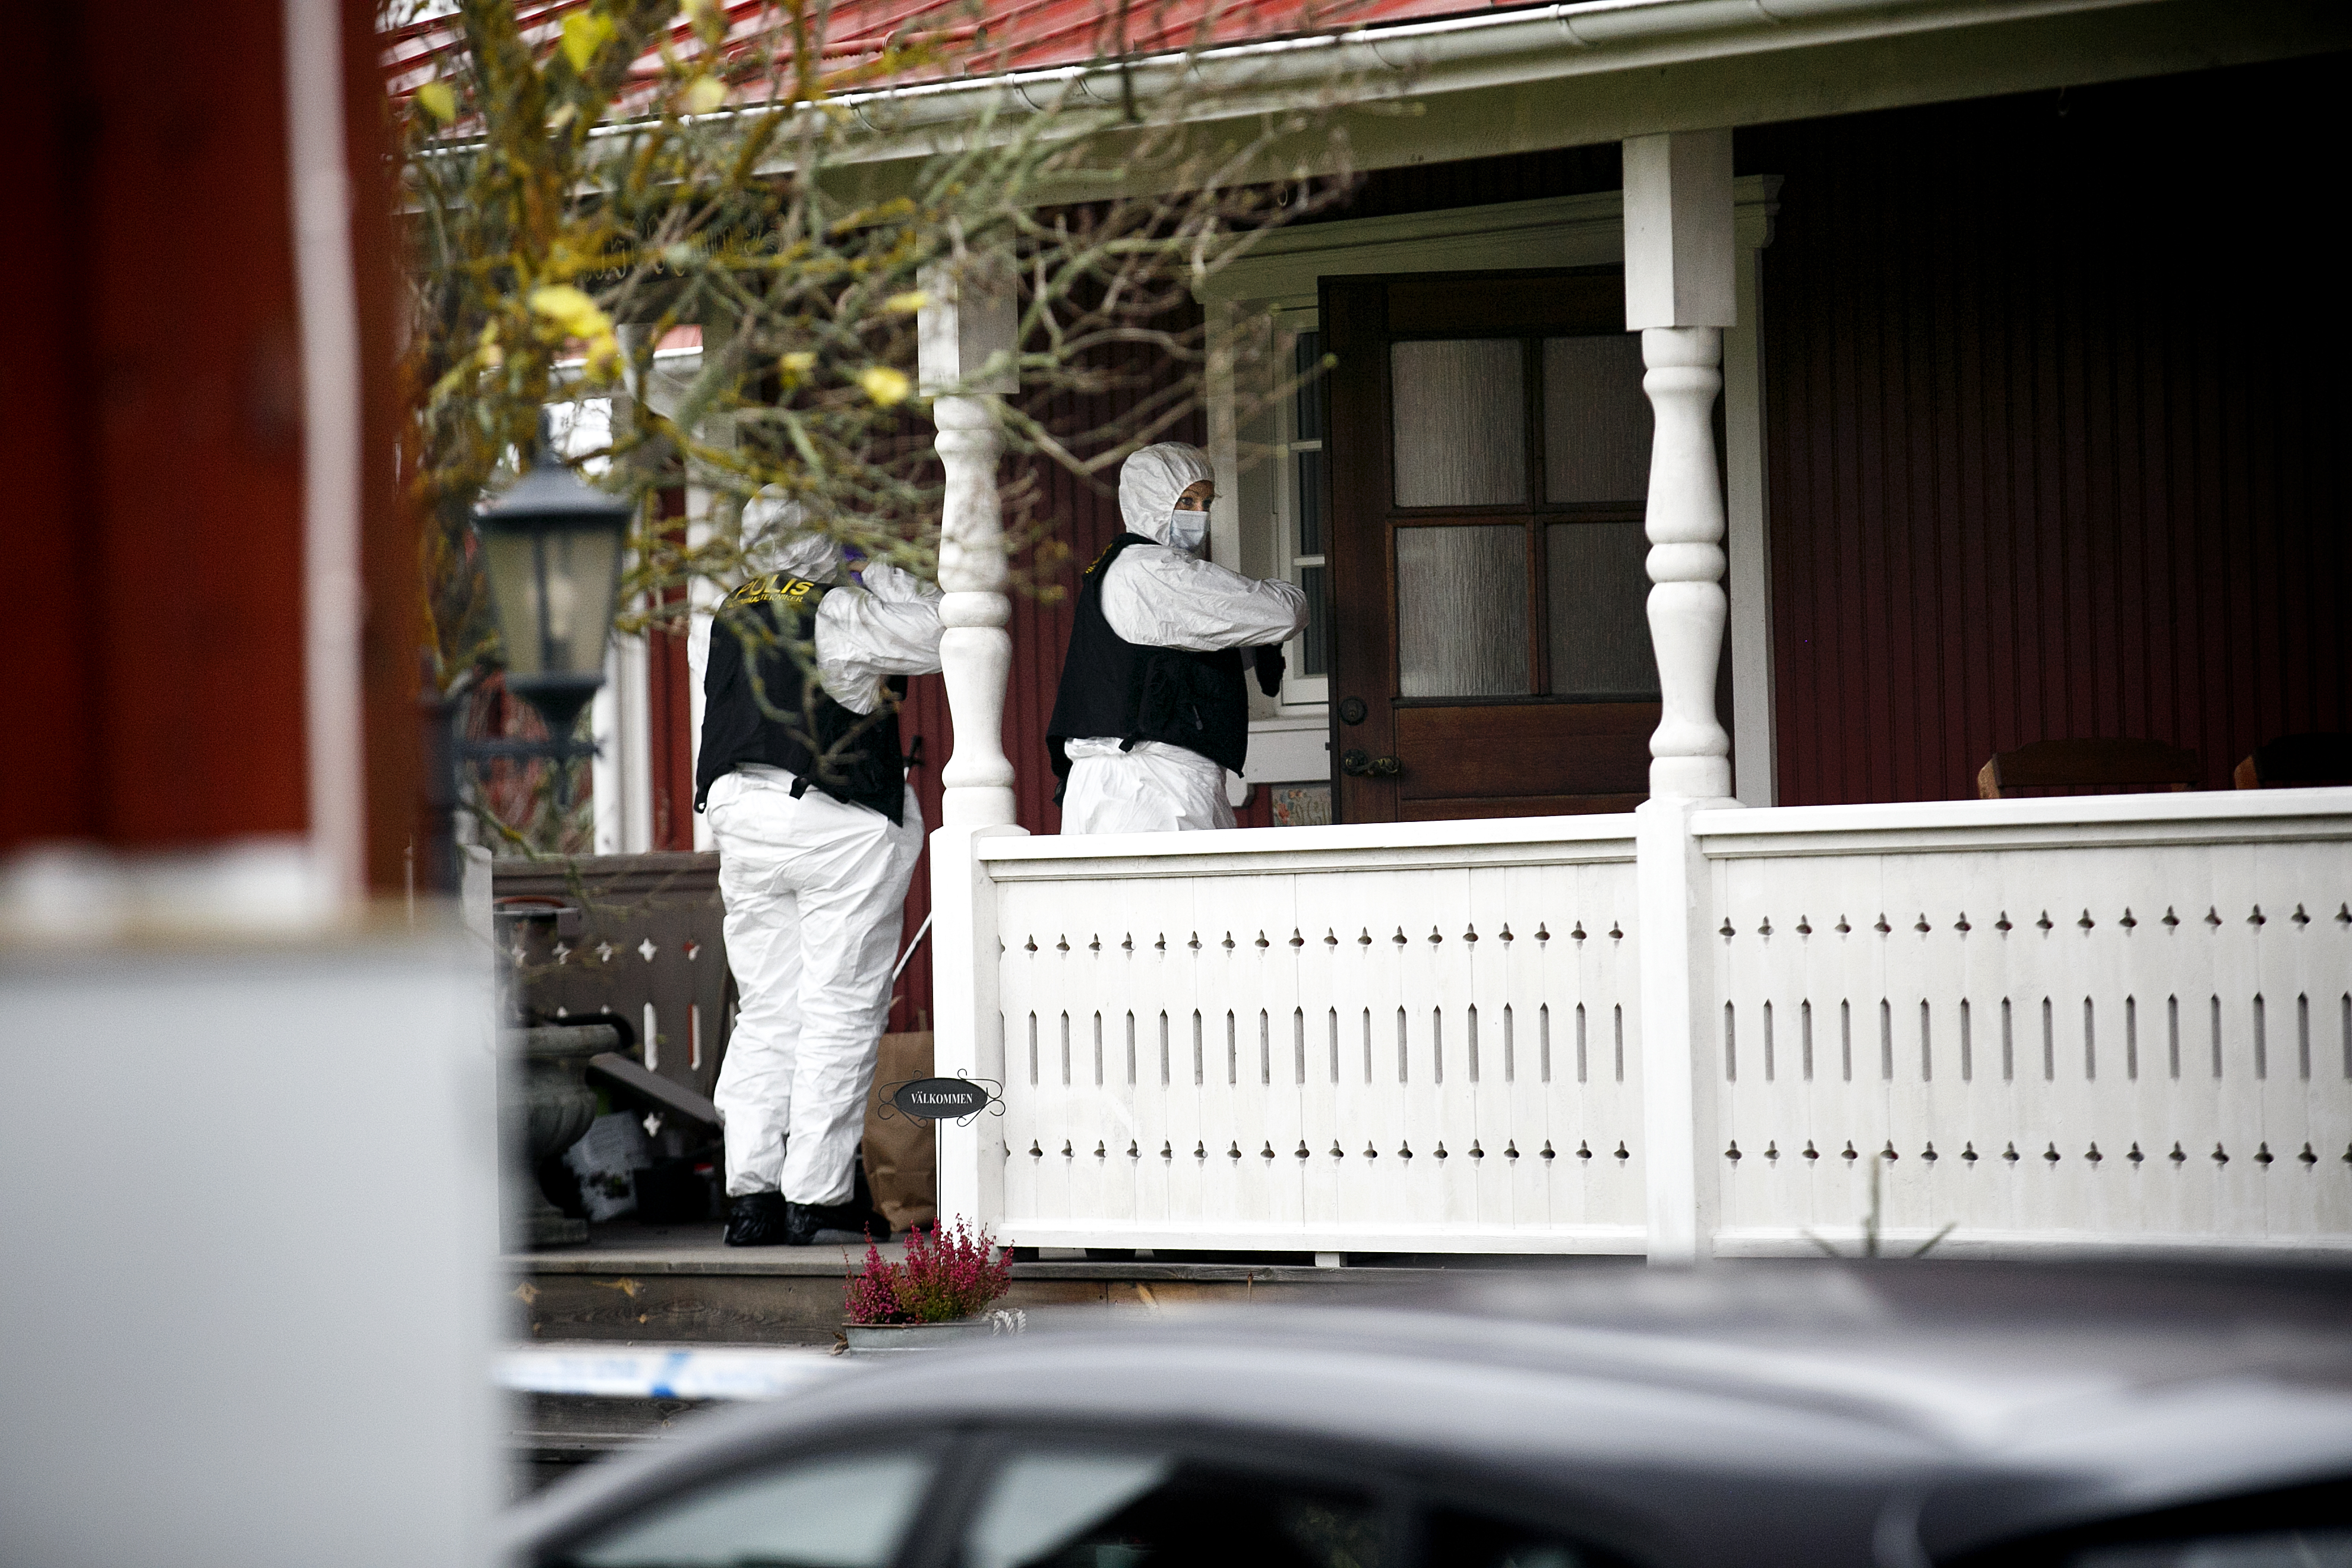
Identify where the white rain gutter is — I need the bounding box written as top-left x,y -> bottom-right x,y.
585,0 -> 2164,151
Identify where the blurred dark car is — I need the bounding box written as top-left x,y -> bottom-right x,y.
502,1260 -> 2352,1568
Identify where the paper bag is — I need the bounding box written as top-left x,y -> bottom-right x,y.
862,1031 -> 937,1232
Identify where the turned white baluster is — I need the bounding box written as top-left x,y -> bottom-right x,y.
1624,129 -> 1737,1266
1641,325 -> 1731,802
922,252 -> 1020,829
933,394 -> 1018,827
920,252 -> 1023,1233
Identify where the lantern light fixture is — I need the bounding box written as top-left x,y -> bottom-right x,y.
473,412 -> 632,741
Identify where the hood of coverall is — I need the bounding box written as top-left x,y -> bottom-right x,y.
743,488 -> 846,583
1117,443 -> 1216,550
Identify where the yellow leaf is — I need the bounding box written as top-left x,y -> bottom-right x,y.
858,366 -> 912,407
883,290 -> 930,315
583,332 -> 621,379
528,284 -> 611,340
546,102 -> 578,132
560,10 -> 615,74
684,75 -> 727,115
776,350 -> 817,387
416,80 -> 457,123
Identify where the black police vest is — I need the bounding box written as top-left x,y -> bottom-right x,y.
694,574 -> 907,824
1045,533 -> 1249,798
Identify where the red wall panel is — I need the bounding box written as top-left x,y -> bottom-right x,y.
4,2 -> 312,852
1744,61 -> 2352,804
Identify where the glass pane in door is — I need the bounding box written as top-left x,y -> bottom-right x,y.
1390,340 -> 1526,508
1543,335 -> 1651,503
1294,330 -> 1324,555
1299,563 -> 1331,676
1546,521 -> 1658,698
1398,524 -> 1529,697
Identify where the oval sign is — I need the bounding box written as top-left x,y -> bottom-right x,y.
890,1077 -> 992,1120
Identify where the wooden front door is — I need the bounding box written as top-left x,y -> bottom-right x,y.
1322,271 -> 1661,824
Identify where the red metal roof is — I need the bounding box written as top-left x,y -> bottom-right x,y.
384,0 -> 1523,112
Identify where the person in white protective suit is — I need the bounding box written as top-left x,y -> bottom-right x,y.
688,491 -> 943,1246
1046,442 -> 1308,832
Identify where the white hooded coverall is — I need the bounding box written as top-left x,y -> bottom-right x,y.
688,500 -> 944,1206
1061,443 -> 1310,834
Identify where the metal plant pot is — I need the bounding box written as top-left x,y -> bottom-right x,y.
841,1316 -> 1020,1356
500,1022 -> 617,1250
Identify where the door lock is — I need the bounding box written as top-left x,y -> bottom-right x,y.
1337,697 -> 1368,725
1340,749 -> 1403,778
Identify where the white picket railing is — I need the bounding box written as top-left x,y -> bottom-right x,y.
1701,792 -> 2352,1256
935,790 -> 2352,1259
984,818 -> 1647,1253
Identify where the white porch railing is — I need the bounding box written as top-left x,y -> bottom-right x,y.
934,791 -> 2352,1259
987,818 -> 1648,1254
1703,791 -> 2352,1257
913,129 -> 2350,1260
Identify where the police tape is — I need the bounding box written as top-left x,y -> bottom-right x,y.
497,1345 -> 855,1401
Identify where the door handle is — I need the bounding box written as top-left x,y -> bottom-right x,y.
1341,749 -> 1403,778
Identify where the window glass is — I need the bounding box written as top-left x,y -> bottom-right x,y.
1299,563 -> 1332,678
2073,1531 -> 2352,1568
559,1450 -> 932,1568
962,1449 -> 1383,1568
1390,340 -> 1527,508
1541,336 -> 1649,505
1296,446 -> 1326,559
1544,522 -> 1657,700
1295,330 -> 1326,557
1421,1507 -> 1636,1568
1396,524 -> 1529,698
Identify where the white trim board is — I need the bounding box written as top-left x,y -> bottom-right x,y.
1203,179 -> 1784,804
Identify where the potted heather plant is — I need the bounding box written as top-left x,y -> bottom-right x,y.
842,1219 -> 1018,1355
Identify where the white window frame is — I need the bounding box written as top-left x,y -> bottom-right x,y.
1203,179 -> 1782,804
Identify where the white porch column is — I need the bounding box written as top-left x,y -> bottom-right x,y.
1625,129 -> 1737,1266
919,253 -> 1025,1231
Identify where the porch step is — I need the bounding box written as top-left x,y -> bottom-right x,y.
510,1221 -> 1618,1347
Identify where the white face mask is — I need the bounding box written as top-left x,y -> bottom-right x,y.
1166,507 -> 1208,555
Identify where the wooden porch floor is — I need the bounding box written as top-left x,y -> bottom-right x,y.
509,1218 -> 1632,1348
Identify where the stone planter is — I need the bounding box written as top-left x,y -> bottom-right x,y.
500,1022 -> 617,1250
842,1314 -> 1020,1356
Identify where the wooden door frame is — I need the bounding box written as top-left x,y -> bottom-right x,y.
1322,270 -> 1670,824
1202,181 -> 1782,814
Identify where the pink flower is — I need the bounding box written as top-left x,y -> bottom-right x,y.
842,1217 -> 1012,1324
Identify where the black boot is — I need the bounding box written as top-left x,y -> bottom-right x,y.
783,1199 -> 889,1246
724,1191 -> 791,1246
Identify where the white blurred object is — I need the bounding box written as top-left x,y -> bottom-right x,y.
0,837 -> 344,944
565,1110 -> 654,1222
497,1343 -> 851,1401
0,932 -> 498,1568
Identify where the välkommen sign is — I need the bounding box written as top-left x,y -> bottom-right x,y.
882,1075 -> 1002,1125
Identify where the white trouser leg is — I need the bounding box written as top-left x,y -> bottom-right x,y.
777,789 -> 923,1205
707,771 -> 925,1207
710,775 -> 805,1198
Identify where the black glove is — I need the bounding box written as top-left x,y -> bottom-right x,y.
1253,644 -> 1287,697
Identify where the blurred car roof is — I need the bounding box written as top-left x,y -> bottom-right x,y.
508,1259 -> 2352,1567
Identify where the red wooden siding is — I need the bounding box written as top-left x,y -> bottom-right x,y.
5,4 -> 310,851
1744,59 -> 2352,805
647,488 -> 697,851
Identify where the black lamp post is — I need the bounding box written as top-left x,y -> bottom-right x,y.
425,413 -> 632,892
